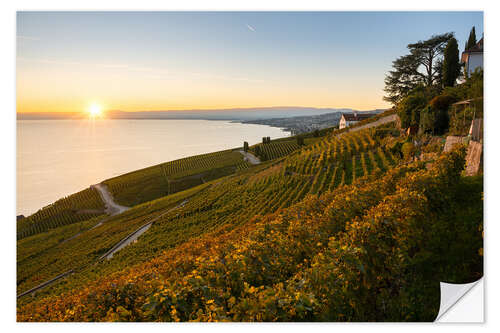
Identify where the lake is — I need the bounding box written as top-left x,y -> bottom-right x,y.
17,119 -> 289,216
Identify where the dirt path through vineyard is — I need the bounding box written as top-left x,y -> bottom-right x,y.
92,183 -> 130,215
239,150 -> 261,165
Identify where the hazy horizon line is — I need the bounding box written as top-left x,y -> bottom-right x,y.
17,105 -> 389,115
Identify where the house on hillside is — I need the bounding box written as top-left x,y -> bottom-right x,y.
462,37 -> 483,75
339,112 -> 375,129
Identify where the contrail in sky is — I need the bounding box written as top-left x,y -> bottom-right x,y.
246,24 -> 255,32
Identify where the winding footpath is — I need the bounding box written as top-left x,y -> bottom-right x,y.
92,183 -> 130,216
17,184 -> 189,299
239,150 -> 261,165
60,184 -> 129,245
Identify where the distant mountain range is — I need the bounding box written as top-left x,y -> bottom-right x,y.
17,107 -> 386,121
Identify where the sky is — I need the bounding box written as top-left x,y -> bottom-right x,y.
16,11 -> 483,113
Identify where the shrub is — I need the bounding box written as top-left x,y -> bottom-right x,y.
402,142 -> 416,160
388,141 -> 403,159
429,95 -> 456,111
373,128 -> 399,139
398,87 -> 432,128
419,105 -> 449,136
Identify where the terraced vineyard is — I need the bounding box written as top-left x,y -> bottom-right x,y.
17,187 -> 105,240
17,121 -> 400,300
162,150 -> 246,179
16,183 -> 211,295
251,141 -> 301,161
17,139 -> 482,322
17,110 -> 482,322
103,149 -> 250,206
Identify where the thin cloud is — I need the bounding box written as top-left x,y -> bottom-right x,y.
17,57 -> 262,83
246,24 -> 255,32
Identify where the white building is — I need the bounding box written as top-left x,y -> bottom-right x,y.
339,113 -> 375,129
462,37 -> 483,75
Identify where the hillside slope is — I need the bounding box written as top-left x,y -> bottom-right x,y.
17,112 -> 482,321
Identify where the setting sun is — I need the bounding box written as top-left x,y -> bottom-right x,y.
87,103 -> 102,117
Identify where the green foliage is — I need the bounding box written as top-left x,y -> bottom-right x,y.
384,53 -> 422,105
440,70 -> 483,135
419,107 -> 448,135
397,87 -> 431,128
429,94 -> 456,111
384,32 -> 454,104
444,69 -> 483,101
465,26 -> 477,50
434,108 -> 450,135
442,37 -> 460,87
407,32 -> 454,86
419,106 -> 436,135
401,141 -> 416,160
417,95 -> 454,135
448,106 -> 475,136
388,141 -> 404,159
372,128 -> 399,140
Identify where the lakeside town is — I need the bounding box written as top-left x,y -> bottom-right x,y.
241,109 -> 386,134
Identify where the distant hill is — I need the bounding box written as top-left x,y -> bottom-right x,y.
17,107 -> 374,121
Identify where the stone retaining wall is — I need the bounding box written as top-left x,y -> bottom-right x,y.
465,141 -> 483,176
444,136 -> 468,152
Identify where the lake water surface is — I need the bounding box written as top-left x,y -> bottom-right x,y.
17,119 -> 289,216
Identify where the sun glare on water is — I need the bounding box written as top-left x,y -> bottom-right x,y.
87,103 -> 102,117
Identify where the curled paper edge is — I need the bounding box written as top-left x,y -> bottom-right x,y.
435,278 -> 483,322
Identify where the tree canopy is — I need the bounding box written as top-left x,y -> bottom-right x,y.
442,37 -> 460,87
384,32 -> 454,104
465,26 -> 477,50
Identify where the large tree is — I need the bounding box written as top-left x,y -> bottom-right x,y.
384,33 -> 454,104
383,53 -> 423,104
442,37 -> 460,87
407,32 -> 454,86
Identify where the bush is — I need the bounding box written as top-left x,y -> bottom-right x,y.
397,88 -> 431,128
443,69 -> 483,102
387,141 -> 403,159
402,142 -> 416,160
429,95 -> 456,111
373,128 -> 399,139
419,105 -> 449,136
420,136 -> 444,154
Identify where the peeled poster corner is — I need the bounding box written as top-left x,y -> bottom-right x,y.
435,278 -> 484,323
